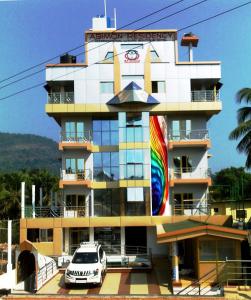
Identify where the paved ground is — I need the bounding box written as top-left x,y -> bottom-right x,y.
37,270 -> 171,296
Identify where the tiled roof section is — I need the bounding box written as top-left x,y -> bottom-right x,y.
107,82 -> 159,105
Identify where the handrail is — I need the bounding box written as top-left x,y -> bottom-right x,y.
48,92 -> 74,104
176,265 -> 224,296
170,167 -> 211,179
24,206 -> 87,218
168,129 -> 209,141
191,90 -> 220,102
61,169 -> 92,180
61,130 -> 92,142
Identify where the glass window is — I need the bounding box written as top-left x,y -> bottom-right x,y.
104,51 -> 114,62
100,82 -> 114,94
173,156 -> 192,173
121,44 -> 143,50
94,152 -> 119,181
92,119 -> 118,146
200,240 -> 216,261
94,227 -> 121,255
94,189 -> 120,216
127,187 -> 144,202
66,158 -> 75,174
218,240 -> 235,260
126,112 -> 142,127
152,81 -> 166,93
27,229 -> 53,242
150,50 -> 159,61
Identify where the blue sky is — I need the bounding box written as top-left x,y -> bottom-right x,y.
0,0 -> 250,172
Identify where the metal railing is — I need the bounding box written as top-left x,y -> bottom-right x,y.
224,259 -> 251,286
37,259 -> 57,291
48,92 -> 74,104
168,129 -> 209,141
172,199 -> 210,216
24,206 -> 87,218
191,90 -> 220,102
61,131 -> 92,143
171,167 -> 211,179
61,169 -> 92,181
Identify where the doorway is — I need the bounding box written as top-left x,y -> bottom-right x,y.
17,250 -> 36,292
125,227 -> 147,254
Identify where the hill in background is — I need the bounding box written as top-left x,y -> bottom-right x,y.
0,132 -> 60,174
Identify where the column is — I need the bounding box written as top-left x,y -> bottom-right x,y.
21,182 -> 25,219
7,220 -> 12,289
32,185 -> 35,218
172,241 -> 179,282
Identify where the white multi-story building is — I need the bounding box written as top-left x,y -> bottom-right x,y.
20,15 -> 247,283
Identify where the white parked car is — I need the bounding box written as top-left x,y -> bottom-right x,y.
65,242 -> 106,287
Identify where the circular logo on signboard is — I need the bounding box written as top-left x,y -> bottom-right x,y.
125,50 -> 139,61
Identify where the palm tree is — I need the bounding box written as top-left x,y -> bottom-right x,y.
229,88 -> 251,168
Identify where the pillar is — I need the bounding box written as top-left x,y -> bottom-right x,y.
39,187 -> 43,207
32,185 -> 35,218
21,182 -> 25,219
172,242 -> 179,281
7,220 -> 12,289
189,42 -> 193,62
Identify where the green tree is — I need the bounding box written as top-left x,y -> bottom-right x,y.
211,167 -> 251,201
229,88 -> 251,168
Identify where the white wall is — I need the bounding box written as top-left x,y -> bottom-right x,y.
147,227 -> 168,256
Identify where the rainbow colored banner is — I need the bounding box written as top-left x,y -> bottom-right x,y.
150,116 -> 168,215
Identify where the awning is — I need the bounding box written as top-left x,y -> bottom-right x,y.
157,218 -> 248,243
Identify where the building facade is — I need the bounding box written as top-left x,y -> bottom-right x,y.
19,15 -> 248,282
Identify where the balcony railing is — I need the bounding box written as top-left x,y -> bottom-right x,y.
61,169 -> 92,181
48,92 -> 74,104
168,129 -> 209,141
171,167 -> 211,179
191,90 -> 220,102
172,199 -> 210,216
61,131 -> 92,143
24,206 -> 87,218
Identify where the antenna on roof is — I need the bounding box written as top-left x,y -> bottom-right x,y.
114,8 -> 117,29
104,0 -> 107,19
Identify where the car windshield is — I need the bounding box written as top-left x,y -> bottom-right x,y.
72,252 -> 98,264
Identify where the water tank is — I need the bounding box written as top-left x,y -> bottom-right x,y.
60,53 -> 77,64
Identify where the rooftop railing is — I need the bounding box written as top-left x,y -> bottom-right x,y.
61,131 -> 92,143
168,129 -> 209,141
191,90 -> 220,102
48,92 -> 74,104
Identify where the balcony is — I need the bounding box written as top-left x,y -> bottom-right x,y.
172,199 -> 210,216
191,90 -> 220,102
168,129 -> 210,149
47,92 -> 74,104
25,206 -> 87,218
169,167 -> 211,186
59,131 -> 92,151
59,169 -> 92,188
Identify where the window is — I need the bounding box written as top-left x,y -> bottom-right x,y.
119,112 -> 149,143
171,120 -> 191,140
27,229 -> 53,242
173,156 -> 192,173
152,81 -> 166,93
66,195 -> 85,207
122,75 -> 144,82
174,193 -> 193,210
93,152 -> 119,181
94,189 -> 120,216
93,119 -> 118,145
150,50 -> 159,62
127,187 -> 144,202
65,158 -> 85,174
65,121 -> 85,141
104,51 -> 114,62
94,227 -> 121,255
100,81 -> 114,94
120,149 -> 150,180
200,239 -> 235,261
121,44 -> 143,50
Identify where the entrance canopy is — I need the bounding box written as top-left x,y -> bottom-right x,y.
157,216 -> 248,243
